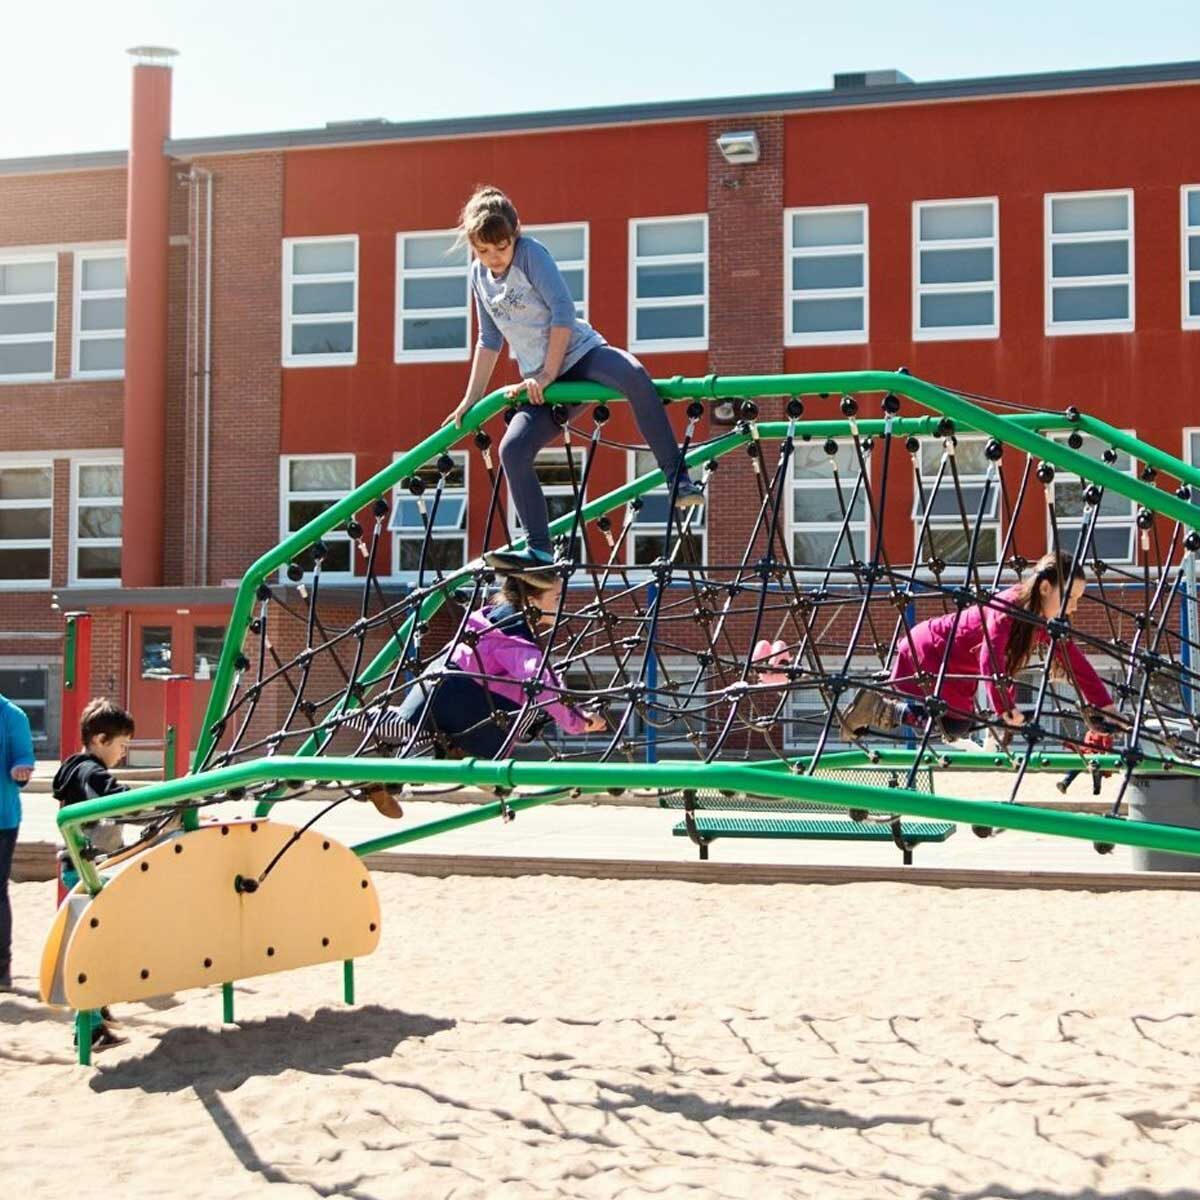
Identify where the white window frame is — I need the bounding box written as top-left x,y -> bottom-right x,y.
0,252 -> 57,384
1045,189 -> 1135,337
71,248 -> 125,379
1047,430 -> 1137,566
912,435 -> 1003,573
783,204 -> 868,347
522,222 -> 589,321
281,235 -> 358,368
628,214 -> 709,353
0,457 -> 53,590
787,438 -> 872,573
69,455 -> 123,588
390,450 -> 469,582
395,230 -> 471,364
0,663 -> 49,744
278,453 -> 357,581
912,197 -> 999,342
1184,186 -> 1200,331
624,449 -> 708,570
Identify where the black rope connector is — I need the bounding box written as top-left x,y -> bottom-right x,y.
686,401 -> 704,420
881,392 -> 900,415
256,583 -> 272,601
437,454 -> 455,477
234,874 -> 259,894
1083,484 -> 1102,507
1067,430 -> 1083,450
1186,531 -> 1200,553
905,436 -> 920,455
406,476 -> 425,497
234,653 -> 251,671
1141,464 -> 1157,482
823,438 -> 838,457
1036,462 -> 1056,484
839,395 -> 858,417
1102,447 -> 1118,465
346,519 -> 363,539
550,404 -> 570,426
286,562 -> 304,582
372,497 -> 389,519
934,418 -> 955,438
1136,507 -> 1154,530
593,404 -> 610,425
984,438 -> 1003,462
739,399 -> 758,421
473,430 -> 491,451
786,397 -> 804,419
311,540 -> 328,562
1065,405 -> 1081,422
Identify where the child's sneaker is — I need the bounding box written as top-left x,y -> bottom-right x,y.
362,786 -> 404,820
674,480 -> 705,509
483,547 -> 558,588
839,688 -> 899,739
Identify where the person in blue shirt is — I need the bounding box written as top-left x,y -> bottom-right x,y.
0,692 -> 35,991
446,186 -> 703,585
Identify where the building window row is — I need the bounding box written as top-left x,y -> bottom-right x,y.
0,250 -> 126,384
0,457 -> 123,587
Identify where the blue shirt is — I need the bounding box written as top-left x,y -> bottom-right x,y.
0,695 -> 35,830
471,235 -> 604,379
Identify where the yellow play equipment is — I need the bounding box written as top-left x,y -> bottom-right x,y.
41,817 -> 381,1061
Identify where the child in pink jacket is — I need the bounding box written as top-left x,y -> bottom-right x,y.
842,552 -> 1116,741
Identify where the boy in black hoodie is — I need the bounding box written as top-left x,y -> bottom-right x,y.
54,697 -> 135,1052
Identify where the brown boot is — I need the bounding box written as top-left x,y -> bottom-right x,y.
363,786 -> 404,820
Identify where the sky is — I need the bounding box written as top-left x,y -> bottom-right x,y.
2,0 -> 1198,159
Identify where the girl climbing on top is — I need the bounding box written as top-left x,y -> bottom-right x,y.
445,186 -> 703,587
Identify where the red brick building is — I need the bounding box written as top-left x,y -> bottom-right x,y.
2,51 -> 1199,757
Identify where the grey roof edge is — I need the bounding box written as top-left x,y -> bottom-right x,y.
162,58 -> 1200,158
0,149 -> 127,177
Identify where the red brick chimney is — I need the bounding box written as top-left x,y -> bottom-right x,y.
122,46 -> 177,588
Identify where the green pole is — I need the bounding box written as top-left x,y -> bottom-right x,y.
343,960 -> 355,1005
75,1009 -> 93,1066
222,981 -> 235,1023
164,725 -> 176,781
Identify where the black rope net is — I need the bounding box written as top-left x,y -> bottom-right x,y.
189,390 -> 1200,823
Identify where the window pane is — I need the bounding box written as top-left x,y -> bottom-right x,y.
0,668 -> 45,700
792,254 -> 863,290
0,301 -> 54,336
289,498 -> 340,529
1187,235 -> 1200,272
0,546 -> 49,579
402,275 -> 466,310
0,467 -> 51,500
1051,240 -> 1128,278
0,508 -> 51,539
532,228 -> 585,260
0,342 -> 52,375
141,626 -> 173,676
1189,191 -> 1200,226
80,296 -> 125,331
636,220 -> 703,257
792,210 -> 863,247
1058,524 -> 1133,561
77,545 -> 121,579
919,247 -> 993,284
77,504 -> 122,539
919,203 -> 993,240
402,315 -> 467,351
399,538 -> 464,572
293,241 -> 354,275
408,457 -> 466,489
919,439 -> 992,476
636,262 -> 704,299
295,540 -> 351,573
793,486 -> 866,524
0,261 -> 54,295
291,322 -> 354,355
559,267 -> 584,303
793,440 -> 861,477
292,281 -> 354,315
1051,195 -> 1128,234
919,292 -> 994,328
79,339 -> 124,372
404,235 -> 464,269
1051,284 -> 1128,323
1190,280 -> 1200,318
793,528 -> 865,566
194,626 -> 225,676
792,297 -> 863,334
79,463 -> 121,498
289,458 -> 352,492
636,305 -> 704,341
82,257 -> 125,291
927,526 -> 998,564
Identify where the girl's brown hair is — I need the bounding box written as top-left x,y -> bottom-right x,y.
458,186 -> 519,248
1003,550 -> 1086,678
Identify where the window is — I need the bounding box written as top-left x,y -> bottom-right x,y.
1046,191 -> 1134,335
0,463 -> 52,586
0,666 -> 48,742
790,438 -> 870,569
627,449 -> 706,567
629,216 -> 708,351
71,459 -> 122,584
1184,187 -> 1200,329
395,231 -> 470,361
508,448 -> 588,555
523,224 -> 588,319
914,198 -> 998,339
785,206 -> 868,345
914,437 -> 1001,572
282,236 -> 357,366
0,256 -> 56,382
73,251 -> 125,377
1049,432 -> 1136,563
280,455 -> 355,576
391,451 -> 468,577
193,626 -> 225,680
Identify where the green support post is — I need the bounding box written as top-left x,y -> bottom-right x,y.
343,960 -> 355,1005
75,1009 -> 93,1067
222,981 -> 235,1024
163,724 -> 176,781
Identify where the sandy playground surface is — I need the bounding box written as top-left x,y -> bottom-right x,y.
3,871 -> 1200,1200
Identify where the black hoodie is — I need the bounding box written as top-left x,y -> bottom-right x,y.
52,752 -> 127,808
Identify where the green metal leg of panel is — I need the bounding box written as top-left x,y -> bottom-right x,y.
76,1009 -> 93,1067
343,960 -> 355,1005
222,981 -> 235,1024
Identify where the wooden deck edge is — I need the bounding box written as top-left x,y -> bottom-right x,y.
16,840 -> 1198,892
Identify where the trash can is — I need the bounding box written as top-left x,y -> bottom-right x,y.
1128,775 -> 1200,872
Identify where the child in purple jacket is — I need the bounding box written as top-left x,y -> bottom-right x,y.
842,551 -> 1117,741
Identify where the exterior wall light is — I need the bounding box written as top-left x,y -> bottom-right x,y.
716,131 -> 760,165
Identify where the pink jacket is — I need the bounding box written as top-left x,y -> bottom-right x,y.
890,586 -> 1113,718
449,608 -> 588,735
